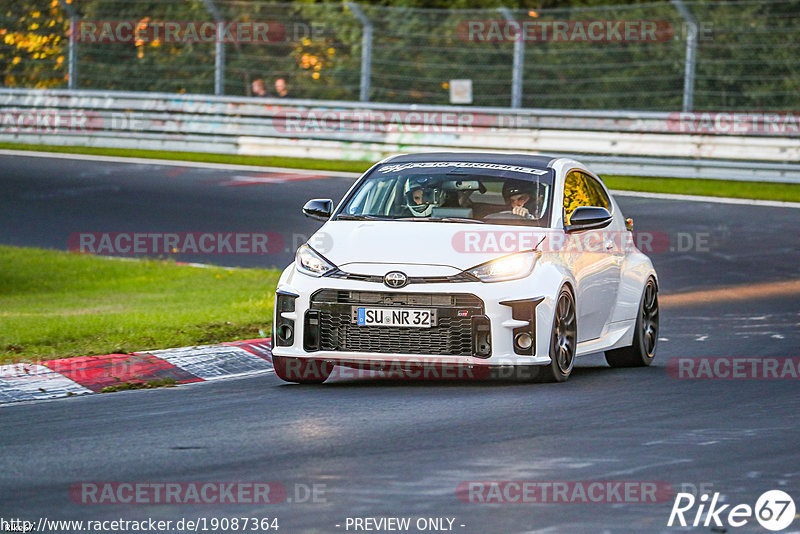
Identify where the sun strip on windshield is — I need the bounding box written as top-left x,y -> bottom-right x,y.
378,161 -> 549,176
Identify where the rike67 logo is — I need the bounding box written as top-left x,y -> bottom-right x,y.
668,490 -> 796,531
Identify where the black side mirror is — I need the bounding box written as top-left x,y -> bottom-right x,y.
565,206 -> 613,233
302,199 -> 333,221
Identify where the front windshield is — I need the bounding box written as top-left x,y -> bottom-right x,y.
336,161 -> 554,227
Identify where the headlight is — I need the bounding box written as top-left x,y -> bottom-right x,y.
466,251 -> 540,283
295,244 -> 336,277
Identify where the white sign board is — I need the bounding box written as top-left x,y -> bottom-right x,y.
449,79 -> 473,105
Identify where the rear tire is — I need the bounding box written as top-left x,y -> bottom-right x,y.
272,356 -> 333,384
538,287 -> 577,383
605,277 -> 659,368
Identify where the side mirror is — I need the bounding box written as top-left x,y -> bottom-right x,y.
302,199 -> 333,221
565,206 -> 613,233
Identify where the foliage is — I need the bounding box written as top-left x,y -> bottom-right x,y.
0,0 -> 69,88
563,170 -> 607,223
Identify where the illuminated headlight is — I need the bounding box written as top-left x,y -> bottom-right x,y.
295,244 -> 336,277
466,251 -> 540,283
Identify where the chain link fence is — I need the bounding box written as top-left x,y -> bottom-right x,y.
1,0 -> 799,111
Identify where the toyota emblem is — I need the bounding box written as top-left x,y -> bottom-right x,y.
384,271 -> 408,288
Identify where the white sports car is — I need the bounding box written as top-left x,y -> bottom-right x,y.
272,153 -> 659,383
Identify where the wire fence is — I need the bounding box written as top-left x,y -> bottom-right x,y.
2,0 -> 800,111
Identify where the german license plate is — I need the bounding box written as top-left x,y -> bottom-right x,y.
354,307 -> 436,328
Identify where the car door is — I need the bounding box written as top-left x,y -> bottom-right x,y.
562,170 -> 622,342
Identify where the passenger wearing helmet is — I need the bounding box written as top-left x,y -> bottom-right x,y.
404,176 -> 443,217
502,180 -> 539,219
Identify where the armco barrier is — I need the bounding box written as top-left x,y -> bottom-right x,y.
1,88 -> 799,183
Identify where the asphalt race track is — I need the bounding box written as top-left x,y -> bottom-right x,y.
1,153 -> 799,533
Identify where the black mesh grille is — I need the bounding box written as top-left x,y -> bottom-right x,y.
308,290 -> 483,357
312,290 -> 482,308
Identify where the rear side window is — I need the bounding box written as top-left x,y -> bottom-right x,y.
563,171 -> 611,224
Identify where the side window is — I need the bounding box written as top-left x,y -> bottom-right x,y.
582,174 -> 610,211
563,171 -> 610,224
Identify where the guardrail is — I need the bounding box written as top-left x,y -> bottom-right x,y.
1,88 -> 799,183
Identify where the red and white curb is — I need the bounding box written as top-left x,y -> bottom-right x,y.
0,338 -> 273,405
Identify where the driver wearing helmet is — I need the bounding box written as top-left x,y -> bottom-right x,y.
404,176 -> 443,217
502,180 -> 539,219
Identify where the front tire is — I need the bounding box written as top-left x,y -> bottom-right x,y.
272,356 -> 333,384
605,277 -> 659,368
539,287 -> 577,383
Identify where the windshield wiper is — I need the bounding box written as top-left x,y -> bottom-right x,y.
433,217 -> 485,224
387,217 -> 485,224
335,214 -> 389,221
336,215 -> 484,224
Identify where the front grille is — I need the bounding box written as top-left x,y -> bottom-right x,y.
326,270 -> 477,285
312,289 -> 482,308
308,290 -> 484,357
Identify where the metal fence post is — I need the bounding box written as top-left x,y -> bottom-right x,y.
214,27 -> 226,96
348,3 -> 372,103
202,0 -> 225,96
58,1 -> 78,89
68,16 -> 78,90
671,0 -> 697,112
499,7 -> 523,109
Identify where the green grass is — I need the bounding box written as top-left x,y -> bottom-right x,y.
2,142 -> 799,202
101,378 -> 177,393
0,245 -> 281,364
603,175 -> 800,203
0,142 -> 372,174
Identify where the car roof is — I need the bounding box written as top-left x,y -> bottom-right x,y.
384,152 -> 558,171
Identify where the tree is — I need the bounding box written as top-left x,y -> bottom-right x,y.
0,0 -> 69,88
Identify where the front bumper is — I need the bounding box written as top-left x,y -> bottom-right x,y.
271,266 -> 557,367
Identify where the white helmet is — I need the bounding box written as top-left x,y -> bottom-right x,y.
404,176 -> 443,217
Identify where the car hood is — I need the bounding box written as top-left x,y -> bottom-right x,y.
308,220 -> 547,273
